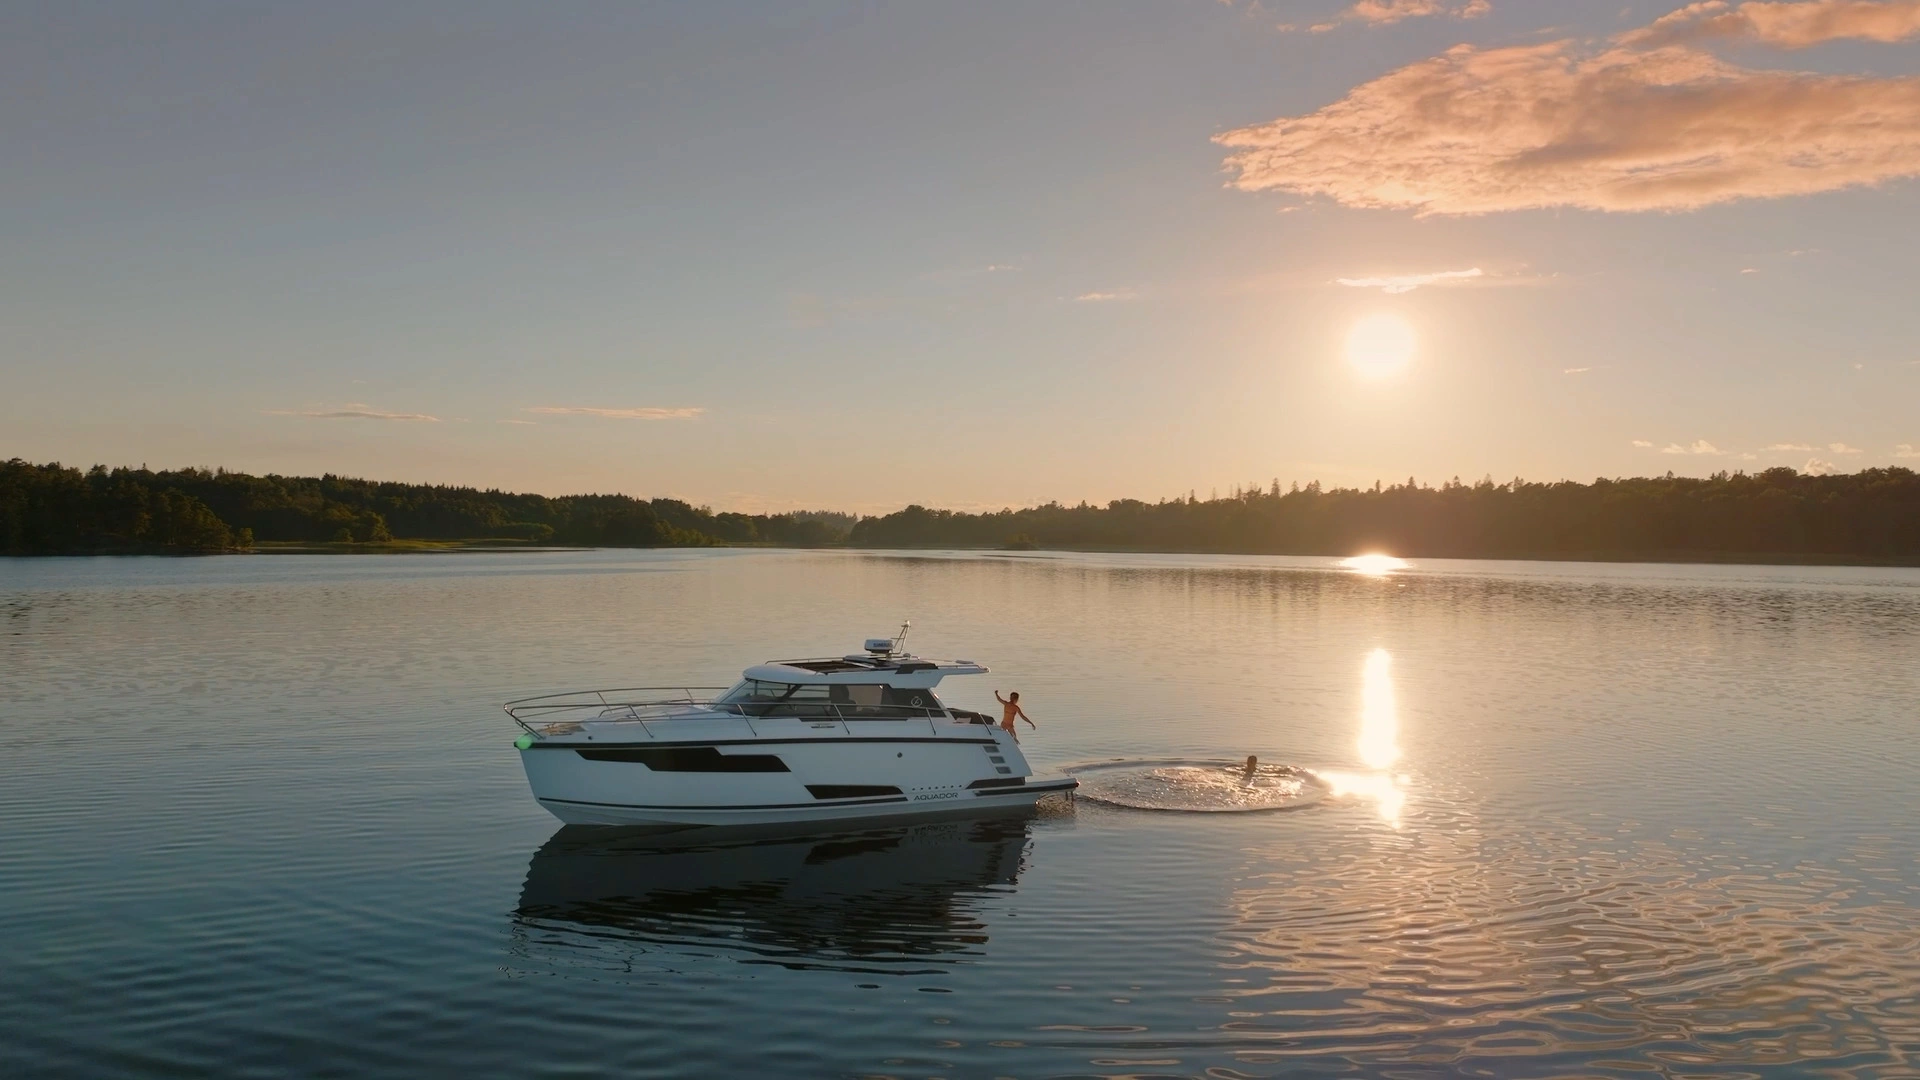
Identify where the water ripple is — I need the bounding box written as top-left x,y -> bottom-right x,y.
3,550 -> 1917,1078
1070,760 -> 1329,813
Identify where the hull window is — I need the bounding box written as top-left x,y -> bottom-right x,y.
805,784 -> 905,800
576,747 -> 790,772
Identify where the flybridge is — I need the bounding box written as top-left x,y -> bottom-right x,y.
744,621 -> 988,688
744,652 -> 988,688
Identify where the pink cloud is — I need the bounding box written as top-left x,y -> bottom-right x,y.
1336,267 -> 1484,293
1216,22 -> 1920,214
1284,0 -> 1488,32
1631,0 -> 1920,49
1344,0 -> 1489,26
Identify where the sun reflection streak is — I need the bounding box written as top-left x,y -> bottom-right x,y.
1315,647 -> 1407,825
1357,648 -> 1399,771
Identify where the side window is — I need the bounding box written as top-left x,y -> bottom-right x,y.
884,687 -> 944,716
721,681 -> 834,718
828,684 -> 886,708
764,683 -> 833,718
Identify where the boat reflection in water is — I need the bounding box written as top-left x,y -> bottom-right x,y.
510,810 -> 1037,976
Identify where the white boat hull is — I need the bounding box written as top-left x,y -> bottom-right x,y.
532,781 -> 1074,827
518,720 -> 1076,827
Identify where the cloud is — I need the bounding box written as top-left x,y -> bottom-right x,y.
1565,367 -> 1593,374
1289,0 -> 1490,31
526,406 -> 704,420
1829,441 -> 1864,453
1662,440 -> 1724,454
1632,439 -> 1655,447
269,407 -> 439,422
1767,442 -> 1817,450
1630,0 -> 1920,49
1074,290 -> 1137,302
1336,267 -> 1484,293
1802,457 -> 1838,475
1215,26 -> 1920,214
1896,443 -> 1919,458
498,419 -> 538,426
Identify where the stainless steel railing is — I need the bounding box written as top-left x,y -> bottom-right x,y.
504,687 -> 728,735
504,687 -> 997,738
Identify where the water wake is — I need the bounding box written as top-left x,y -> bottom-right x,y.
1068,759 -> 1328,813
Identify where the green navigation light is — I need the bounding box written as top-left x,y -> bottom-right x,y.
514,734 -> 534,750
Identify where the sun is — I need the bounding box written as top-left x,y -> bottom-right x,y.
1344,312 -> 1416,378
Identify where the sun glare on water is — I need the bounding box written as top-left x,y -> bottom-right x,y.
1314,648 -> 1407,825
1340,553 -> 1409,576
1344,312 -> 1416,378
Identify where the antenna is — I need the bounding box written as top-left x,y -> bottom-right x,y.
892,620 -> 912,654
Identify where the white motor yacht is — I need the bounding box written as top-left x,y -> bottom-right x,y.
506,628 -> 1077,827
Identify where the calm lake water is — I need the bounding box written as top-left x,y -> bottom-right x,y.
3,549 -> 1918,1079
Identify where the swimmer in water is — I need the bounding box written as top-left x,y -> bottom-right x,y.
1243,755 -> 1258,783
994,690 -> 1035,740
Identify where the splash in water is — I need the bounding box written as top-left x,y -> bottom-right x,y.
1069,759 -> 1328,813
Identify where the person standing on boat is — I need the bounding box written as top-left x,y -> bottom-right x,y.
995,690 -> 1035,740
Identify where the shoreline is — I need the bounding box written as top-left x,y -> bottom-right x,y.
9,542 -> 1918,570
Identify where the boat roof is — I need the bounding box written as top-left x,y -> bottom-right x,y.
742,652 -> 988,689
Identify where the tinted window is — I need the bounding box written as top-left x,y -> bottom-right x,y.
764,684 -> 833,718
828,684 -> 886,708
716,681 -> 833,718
884,687 -> 943,714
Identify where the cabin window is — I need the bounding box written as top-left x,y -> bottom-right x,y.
718,680 -> 945,719
831,684 -> 885,708
826,683 -> 945,718
716,680 -> 833,718
717,680 -> 785,703
884,686 -> 943,713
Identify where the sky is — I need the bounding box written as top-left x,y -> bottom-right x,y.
4,0 -> 1919,513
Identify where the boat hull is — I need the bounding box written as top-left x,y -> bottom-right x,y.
517,722 -> 1076,827
532,778 -> 1075,827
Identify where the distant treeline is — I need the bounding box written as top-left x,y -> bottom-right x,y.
0,460 -> 854,554
7,459 -> 1919,562
848,470 -> 1920,561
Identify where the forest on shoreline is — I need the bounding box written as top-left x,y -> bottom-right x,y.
849,469 -> 1920,563
4,458 -> 1918,564
0,460 -> 850,554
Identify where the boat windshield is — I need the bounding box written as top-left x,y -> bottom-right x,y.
716,680 -> 812,704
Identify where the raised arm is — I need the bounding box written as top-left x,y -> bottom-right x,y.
994,690 -> 1009,705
